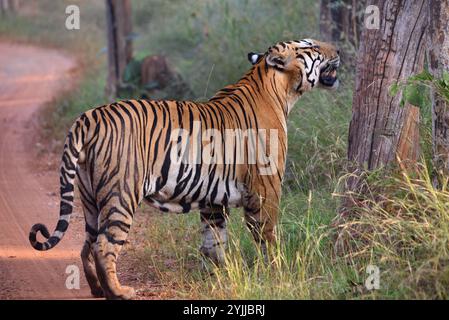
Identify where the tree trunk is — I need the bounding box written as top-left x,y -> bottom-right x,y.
0,0 -> 20,14
320,0 -> 337,42
427,0 -> 449,185
105,0 -> 133,101
334,0 -> 428,251
10,0 -> 19,12
397,103 -> 421,171
347,0 -> 426,170
1,0 -> 10,14
0,0 -> 9,13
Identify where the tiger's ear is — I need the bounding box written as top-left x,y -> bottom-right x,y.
266,52 -> 287,70
247,52 -> 263,65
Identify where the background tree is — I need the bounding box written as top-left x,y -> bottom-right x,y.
0,0 -> 20,15
319,0 -> 364,64
105,0 -> 133,100
342,0 -> 427,209
427,1 -> 449,186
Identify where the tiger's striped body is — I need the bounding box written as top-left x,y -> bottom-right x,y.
29,39 -> 340,299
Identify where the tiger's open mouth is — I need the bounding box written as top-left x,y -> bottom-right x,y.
319,58 -> 339,89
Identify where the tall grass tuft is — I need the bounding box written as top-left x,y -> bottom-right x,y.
335,162 -> 449,299
201,191 -> 337,300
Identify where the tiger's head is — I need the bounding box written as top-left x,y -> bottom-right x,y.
248,39 -> 340,93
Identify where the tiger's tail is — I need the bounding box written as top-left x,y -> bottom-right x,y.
29,115 -> 89,251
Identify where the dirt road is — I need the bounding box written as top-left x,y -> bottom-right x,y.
0,42 -> 91,299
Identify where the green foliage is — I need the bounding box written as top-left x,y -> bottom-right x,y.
118,58 -> 147,99
389,70 -> 449,108
389,82 -> 400,97
389,73 -> 429,109
123,58 -> 142,85
388,70 -> 449,170
435,71 -> 449,102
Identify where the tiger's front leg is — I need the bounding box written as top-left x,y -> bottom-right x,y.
243,189 -> 280,262
199,205 -> 230,265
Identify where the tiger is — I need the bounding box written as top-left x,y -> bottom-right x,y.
29,38 -> 340,300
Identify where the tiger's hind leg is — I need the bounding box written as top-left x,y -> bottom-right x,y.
77,167 -> 103,297
199,205 -> 229,265
81,239 -> 103,297
93,196 -> 135,300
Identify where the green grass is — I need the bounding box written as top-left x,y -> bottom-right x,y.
335,164 -> 449,299
2,0 -> 447,300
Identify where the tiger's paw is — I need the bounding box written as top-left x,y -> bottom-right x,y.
106,286 -> 136,300
90,287 -> 105,298
200,246 -> 225,266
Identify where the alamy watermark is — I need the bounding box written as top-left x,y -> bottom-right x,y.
365,264 -> 380,290
169,121 -> 279,175
65,264 -> 80,290
65,5 -> 80,30
364,5 -> 380,30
